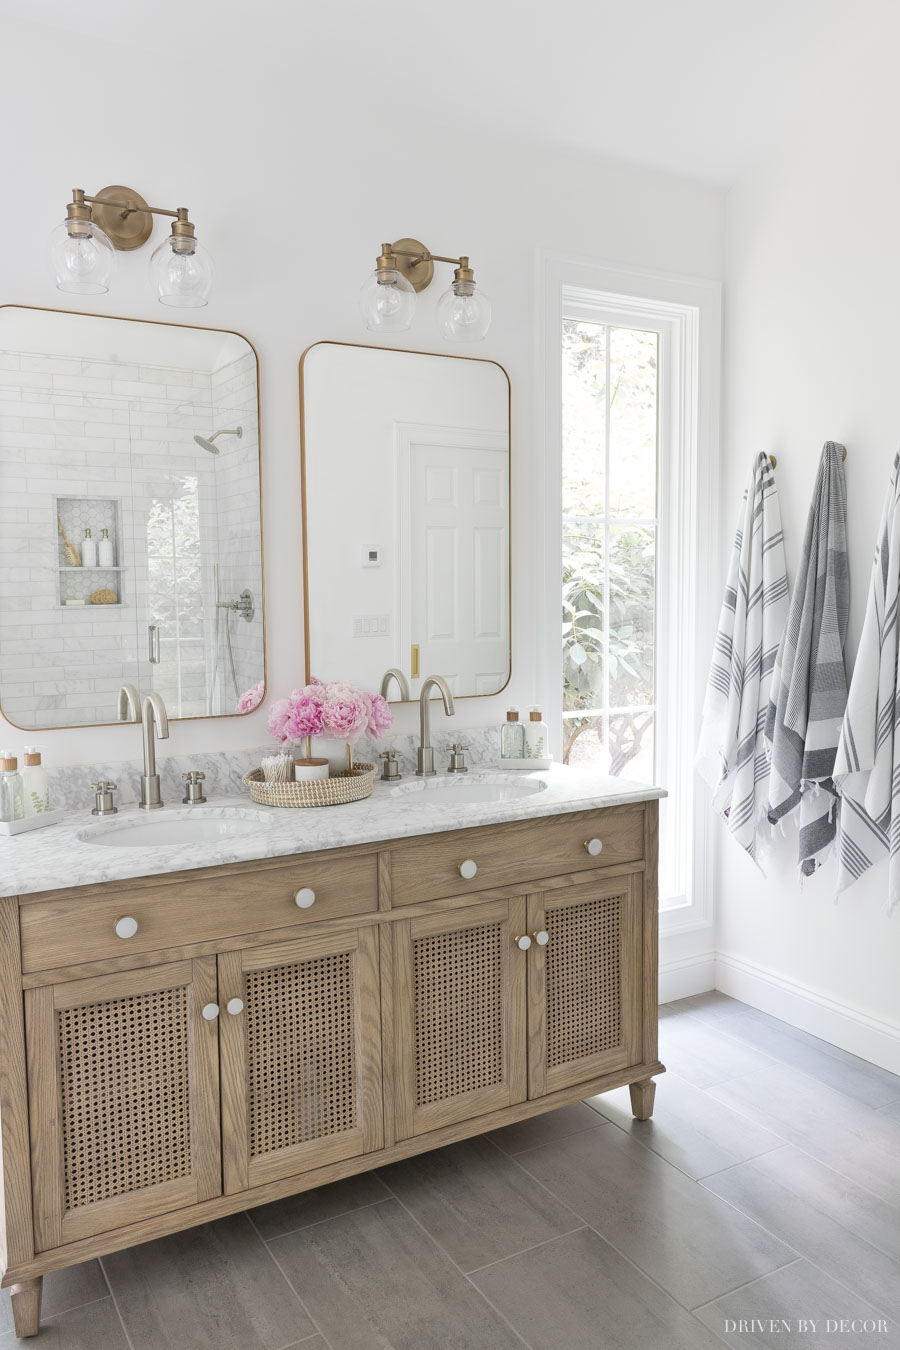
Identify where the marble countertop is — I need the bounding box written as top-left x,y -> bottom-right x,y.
2,764 -> 665,898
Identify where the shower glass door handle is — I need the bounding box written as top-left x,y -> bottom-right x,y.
148,624 -> 161,664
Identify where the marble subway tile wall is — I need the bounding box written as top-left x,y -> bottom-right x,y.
0,351 -> 141,727
0,351 -> 226,727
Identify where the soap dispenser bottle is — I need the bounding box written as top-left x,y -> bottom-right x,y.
525,707 -> 550,761
81,528 -> 97,568
500,707 -> 526,759
98,528 -> 114,567
0,752 -> 25,822
22,747 -> 50,815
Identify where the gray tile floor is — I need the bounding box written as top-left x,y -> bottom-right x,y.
3,992 -> 900,1349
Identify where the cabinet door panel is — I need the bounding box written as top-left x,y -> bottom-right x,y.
527,875 -> 641,1099
26,958 -> 221,1252
219,927 -> 383,1194
392,898 -> 527,1140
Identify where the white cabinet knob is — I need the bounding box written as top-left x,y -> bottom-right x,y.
114,915 -> 138,940
458,859 -> 478,880
515,934 -> 532,951
294,887 -> 316,909
533,930 -> 550,946
584,838 -> 603,856
226,997 -> 244,1016
201,1003 -> 220,1021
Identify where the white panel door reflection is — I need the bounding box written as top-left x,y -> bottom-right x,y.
400,427 -> 509,697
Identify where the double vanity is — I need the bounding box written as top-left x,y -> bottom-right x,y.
0,767 -> 664,1338
0,308 -> 665,1338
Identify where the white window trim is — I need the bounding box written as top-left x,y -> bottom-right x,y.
534,250 -> 722,941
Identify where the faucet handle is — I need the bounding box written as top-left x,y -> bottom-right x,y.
91,781 -> 119,816
447,744 -> 470,774
379,750 -> 401,782
182,770 -> 207,805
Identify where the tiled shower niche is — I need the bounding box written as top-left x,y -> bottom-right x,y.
55,496 -> 125,608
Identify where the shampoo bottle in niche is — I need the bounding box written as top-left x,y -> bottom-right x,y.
98,528 -> 114,567
0,752 -> 24,823
22,747 -> 50,815
500,707 -> 526,759
525,707 -> 550,761
81,528 -> 97,567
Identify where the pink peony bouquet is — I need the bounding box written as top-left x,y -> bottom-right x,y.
267,679 -> 393,748
236,681 -> 265,714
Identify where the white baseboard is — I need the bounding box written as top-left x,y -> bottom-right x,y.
716,952 -> 900,1076
659,950 -> 716,1004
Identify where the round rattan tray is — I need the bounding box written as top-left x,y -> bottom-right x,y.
242,764 -> 375,808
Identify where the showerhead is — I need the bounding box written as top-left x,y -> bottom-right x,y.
193,425 -> 243,455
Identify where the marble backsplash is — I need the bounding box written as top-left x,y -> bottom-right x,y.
43,725 -> 504,810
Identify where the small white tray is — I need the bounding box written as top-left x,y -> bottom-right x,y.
494,757 -> 553,771
0,809 -> 66,836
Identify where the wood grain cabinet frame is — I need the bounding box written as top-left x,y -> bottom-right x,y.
391,898 -> 528,1139
0,801 -> 663,1339
25,958 -> 221,1253
218,926 -> 383,1194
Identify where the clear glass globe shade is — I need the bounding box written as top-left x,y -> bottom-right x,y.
48,219 -> 115,295
359,268 -> 415,332
149,234 -> 214,308
437,282 -> 492,342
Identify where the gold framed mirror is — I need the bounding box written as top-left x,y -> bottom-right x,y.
0,305 -> 265,730
299,340 -> 511,702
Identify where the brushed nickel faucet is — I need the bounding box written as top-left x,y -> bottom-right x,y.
380,668 -> 411,701
117,683 -> 140,722
139,693 -> 169,809
417,675 -> 455,776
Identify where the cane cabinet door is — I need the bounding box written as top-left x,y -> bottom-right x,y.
25,958 -> 221,1252
526,874 -> 642,1099
218,925 -> 383,1194
392,897 -> 528,1140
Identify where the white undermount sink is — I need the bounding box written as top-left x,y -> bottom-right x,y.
390,773 -> 547,806
77,808 -> 274,849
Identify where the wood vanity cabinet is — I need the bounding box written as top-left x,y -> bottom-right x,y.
0,800 -> 663,1338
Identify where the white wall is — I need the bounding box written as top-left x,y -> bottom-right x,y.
0,19 -> 724,775
719,20 -> 900,1060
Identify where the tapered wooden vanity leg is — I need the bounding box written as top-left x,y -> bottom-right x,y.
629,1078 -> 656,1120
9,1276 -> 42,1337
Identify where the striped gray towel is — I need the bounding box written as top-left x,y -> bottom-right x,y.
834,450 -> 900,913
697,452 -> 789,865
764,442 -> 849,875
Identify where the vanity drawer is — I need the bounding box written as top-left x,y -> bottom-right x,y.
19,852 -> 378,973
390,807 -> 645,906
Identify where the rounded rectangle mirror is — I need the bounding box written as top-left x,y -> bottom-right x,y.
0,305 -> 265,730
300,341 -> 510,701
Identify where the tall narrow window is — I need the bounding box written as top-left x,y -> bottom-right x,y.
562,319 -> 658,783
542,257 -> 720,925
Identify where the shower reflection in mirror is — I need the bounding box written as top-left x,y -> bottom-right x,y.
0,306 -> 265,731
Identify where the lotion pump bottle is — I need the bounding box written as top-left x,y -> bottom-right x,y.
98,528 -> 114,567
500,707 -> 526,759
525,707 -> 550,760
0,752 -> 25,823
22,747 -> 50,815
81,528 -> 97,568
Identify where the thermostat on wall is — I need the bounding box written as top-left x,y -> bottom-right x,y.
361,545 -> 382,567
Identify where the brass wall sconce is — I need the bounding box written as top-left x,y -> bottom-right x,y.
360,238 -> 491,342
49,185 -> 214,308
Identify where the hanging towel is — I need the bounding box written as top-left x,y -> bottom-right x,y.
697,452 -> 789,865
764,442 -> 849,875
834,450 -> 900,914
